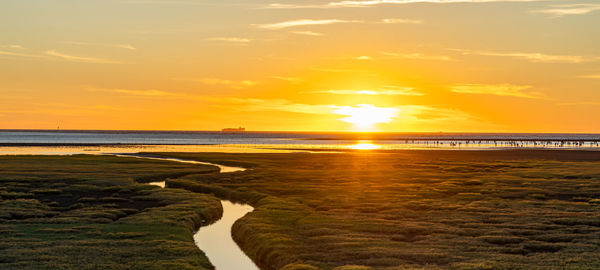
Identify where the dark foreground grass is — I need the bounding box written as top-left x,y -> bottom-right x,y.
152,150 -> 600,270
0,155 -> 222,270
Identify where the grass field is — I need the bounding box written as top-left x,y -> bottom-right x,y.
0,155 -> 222,270
153,150 -> 600,270
1,151 -> 599,270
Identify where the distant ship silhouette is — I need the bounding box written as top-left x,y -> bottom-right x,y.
221,127 -> 246,132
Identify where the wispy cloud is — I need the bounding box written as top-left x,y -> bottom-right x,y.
123,0 -> 234,6
272,76 -> 304,83
88,87 -> 179,96
381,51 -> 453,61
290,31 -> 325,36
2,48 -> 123,64
210,97 -> 476,127
0,50 -> 41,58
45,50 -> 121,64
533,4 -> 600,17
1,44 -> 24,50
451,84 -> 545,99
329,0 -> 544,7
205,37 -> 251,43
262,3 -> 325,9
558,101 -> 600,106
259,18 -> 421,32
257,19 -> 361,30
209,98 -> 401,125
579,74 -> 600,79
451,48 -> 597,64
210,97 -> 335,115
64,41 -> 137,50
108,89 -> 176,96
380,18 -> 423,24
309,86 -> 424,96
263,0 -> 547,9
312,67 -> 367,73
0,102 -> 140,117
400,105 -> 474,123
176,78 -> 259,89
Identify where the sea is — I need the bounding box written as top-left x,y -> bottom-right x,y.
0,130 -> 599,155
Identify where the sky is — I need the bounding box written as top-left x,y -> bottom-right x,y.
1,0 -> 599,132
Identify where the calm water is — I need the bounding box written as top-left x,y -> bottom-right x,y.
115,154 -> 247,173
127,154 -> 255,269
1,130 -> 600,153
194,201 -> 259,270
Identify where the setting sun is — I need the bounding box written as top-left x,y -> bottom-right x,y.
333,104 -> 399,131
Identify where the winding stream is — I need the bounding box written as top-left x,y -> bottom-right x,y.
115,154 -> 246,173
117,154 -> 259,270
195,200 -> 258,270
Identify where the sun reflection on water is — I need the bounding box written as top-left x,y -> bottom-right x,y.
349,141 -> 381,150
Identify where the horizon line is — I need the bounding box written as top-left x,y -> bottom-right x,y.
1,129 -> 600,135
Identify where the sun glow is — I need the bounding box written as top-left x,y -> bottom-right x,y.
349,141 -> 381,150
333,104 -> 399,131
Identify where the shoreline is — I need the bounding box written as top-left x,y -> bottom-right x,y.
1,142 -> 599,150
2,145 -> 600,159
0,143 -> 214,147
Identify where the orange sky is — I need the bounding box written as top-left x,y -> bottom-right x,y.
1,0 -> 599,132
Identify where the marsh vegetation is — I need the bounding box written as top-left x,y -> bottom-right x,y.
156,150 -> 600,270
1,151 -> 599,270
0,155 -> 222,269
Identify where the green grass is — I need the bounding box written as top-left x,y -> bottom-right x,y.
0,155 -> 222,270
2,151 -> 600,270
154,150 -> 600,270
